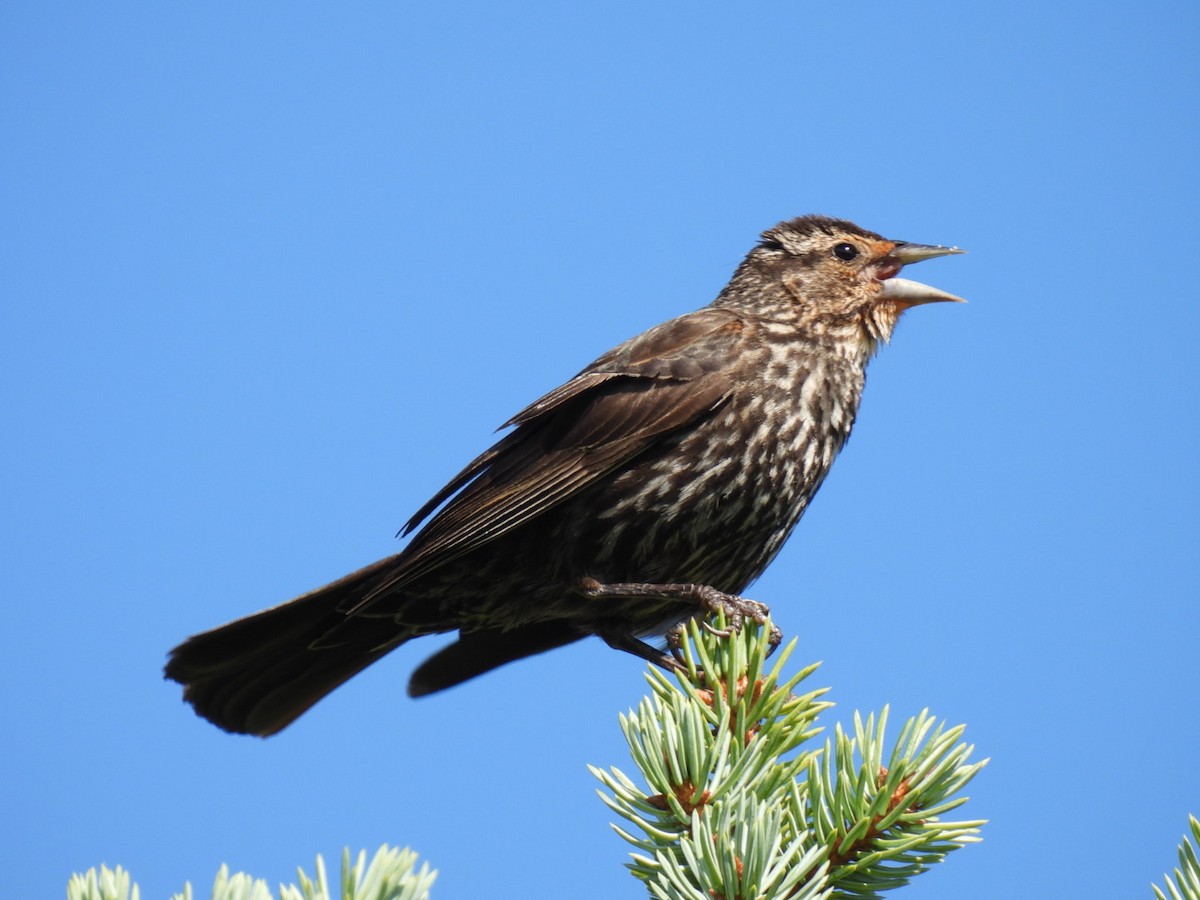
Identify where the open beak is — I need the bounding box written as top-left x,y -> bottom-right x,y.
878,241 -> 966,306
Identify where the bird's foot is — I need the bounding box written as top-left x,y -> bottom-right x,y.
580,578 -> 781,660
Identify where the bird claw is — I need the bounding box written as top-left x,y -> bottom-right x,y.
765,622 -> 783,656
701,619 -> 735,638
666,623 -> 688,663
697,590 -> 783,658
692,585 -> 771,636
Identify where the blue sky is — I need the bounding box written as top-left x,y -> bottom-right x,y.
3,3 -> 1198,897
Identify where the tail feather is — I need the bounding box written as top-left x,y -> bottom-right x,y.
407,621 -> 586,697
167,562 -> 596,735
165,558 -> 410,737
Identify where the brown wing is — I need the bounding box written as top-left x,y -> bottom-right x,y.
350,306 -> 749,608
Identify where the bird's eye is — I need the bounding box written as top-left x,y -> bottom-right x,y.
833,242 -> 859,261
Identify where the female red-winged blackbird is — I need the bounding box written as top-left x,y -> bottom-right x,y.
166,215 -> 964,736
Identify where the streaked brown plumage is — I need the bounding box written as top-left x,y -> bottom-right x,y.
165,215 -> 964,736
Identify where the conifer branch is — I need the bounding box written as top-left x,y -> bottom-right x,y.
591,616 -> 987,898
1153,816 -> 1200,900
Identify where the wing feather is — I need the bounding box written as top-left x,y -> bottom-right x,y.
354,307 -> 748,608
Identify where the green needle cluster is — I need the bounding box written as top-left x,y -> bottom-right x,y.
591,617 -> 987,899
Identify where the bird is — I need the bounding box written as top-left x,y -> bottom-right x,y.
165,214 -> 965,737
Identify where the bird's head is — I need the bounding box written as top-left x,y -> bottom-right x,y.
729,215 -> 965,353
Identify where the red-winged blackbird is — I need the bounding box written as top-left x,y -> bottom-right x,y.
166,215 -> 964,736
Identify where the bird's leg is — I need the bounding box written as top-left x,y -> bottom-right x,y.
579,578 -> 781,659
595,621 -> 716,677
595,628 -> 686,673
579,578 -> 772,630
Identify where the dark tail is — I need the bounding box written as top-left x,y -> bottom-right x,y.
165,557 -> 411,737
407,620 -> 587,697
